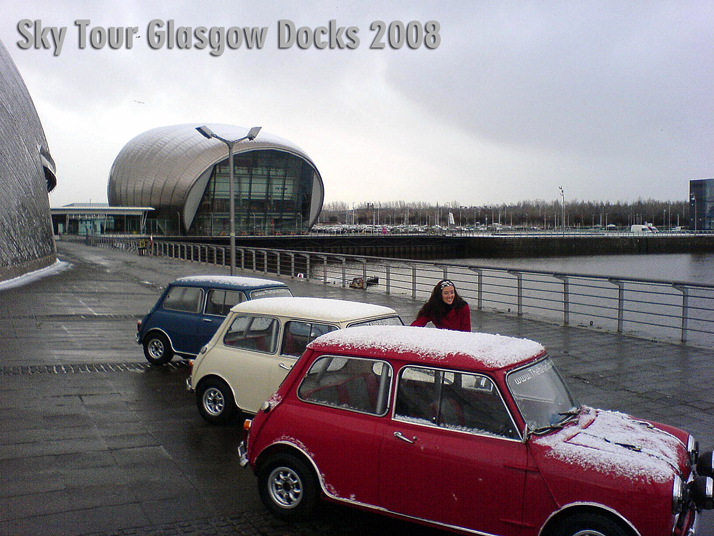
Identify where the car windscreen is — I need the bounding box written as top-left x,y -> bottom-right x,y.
348,315 -> 403,328
506,358 -> 578,433
249,287 -> 293,299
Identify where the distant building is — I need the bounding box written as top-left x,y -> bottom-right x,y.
107,124 -> 324,236
51,204 -> 154,236
689,178 -> 714,231
0,39 -> 57,282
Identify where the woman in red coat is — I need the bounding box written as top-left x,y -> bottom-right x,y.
411,279 -> 471,332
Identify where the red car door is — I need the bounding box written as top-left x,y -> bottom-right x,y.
292,355 -> 393,507
380,366 -> 529,535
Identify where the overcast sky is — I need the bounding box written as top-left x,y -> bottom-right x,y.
2,1 -> 712,208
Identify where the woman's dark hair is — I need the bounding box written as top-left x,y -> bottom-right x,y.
416,280 -> 467,322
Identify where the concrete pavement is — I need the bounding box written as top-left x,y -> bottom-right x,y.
0,239 -> 711,535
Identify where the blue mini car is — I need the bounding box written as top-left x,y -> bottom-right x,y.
137,275 -> 292,364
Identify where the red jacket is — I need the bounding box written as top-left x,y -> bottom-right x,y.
411,303 -> 471,332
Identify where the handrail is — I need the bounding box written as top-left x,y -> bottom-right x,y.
68,235 -> 714,348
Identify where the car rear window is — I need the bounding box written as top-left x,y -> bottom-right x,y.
162,286 -> 204,313
249,287 -> 293,299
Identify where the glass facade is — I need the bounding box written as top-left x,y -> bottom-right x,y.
690,178 -> 714,231
189,150 -> 316,236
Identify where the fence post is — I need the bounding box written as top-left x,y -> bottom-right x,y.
299,253 -> 311,280
508,270 -> 523,315
467,267 -> 483,310
610,279 -> 625,333
554,274 -> 570,325
386,264 -> 391,294
674,284 -> 689,343
412,264 -> 417,299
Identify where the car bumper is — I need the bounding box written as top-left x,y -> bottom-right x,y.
185,377 -> 194,392
684,508 -> 699,536
238,441 -> 249,467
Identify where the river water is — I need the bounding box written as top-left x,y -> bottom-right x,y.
444,253 -> 714,286
327,252 -> 714,348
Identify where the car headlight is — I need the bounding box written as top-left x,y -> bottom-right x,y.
673,475 -> 687,514
689,476 -> 714,510
697,451 -> 714,478
688,435 -> 698,464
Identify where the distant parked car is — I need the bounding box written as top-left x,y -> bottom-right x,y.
137,275 -> 292,364
187,297 -> 403,424
241,325 -> 713,536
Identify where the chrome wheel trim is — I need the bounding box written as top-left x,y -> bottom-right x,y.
268,466 -> 303,509
147,338 -> 164,359
572,530 -> 606,536
203,387 -> 225,416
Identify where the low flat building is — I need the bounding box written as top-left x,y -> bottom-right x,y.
51,204 -> 154,236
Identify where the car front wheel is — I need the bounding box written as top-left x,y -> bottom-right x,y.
552,512 -> 628,536
143,332 -> 174,365
197,378 -> 237,424
258,453 -> 318,520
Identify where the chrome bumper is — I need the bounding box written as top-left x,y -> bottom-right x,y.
238,441 -> 249,467
185,377 -> 193,392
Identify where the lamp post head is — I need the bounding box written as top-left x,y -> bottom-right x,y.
196,125 -> 215,139
246,126 -> 262,140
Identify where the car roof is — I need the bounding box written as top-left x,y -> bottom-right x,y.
229,297 -> 398,322
308,325 -> 546,371
170,275 -> 288,291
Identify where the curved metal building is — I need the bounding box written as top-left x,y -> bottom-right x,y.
0,39 -> 57,282
108,124 -> 324,236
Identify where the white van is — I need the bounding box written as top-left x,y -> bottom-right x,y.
630,223 -> 657,233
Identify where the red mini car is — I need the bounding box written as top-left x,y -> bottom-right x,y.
241,326 -> 713,536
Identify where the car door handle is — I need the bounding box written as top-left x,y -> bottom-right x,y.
394,431 -> 417,444
278,363 -> 293,370
202,318 -> 213,323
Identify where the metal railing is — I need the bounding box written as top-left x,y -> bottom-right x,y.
73,235 -> 714,348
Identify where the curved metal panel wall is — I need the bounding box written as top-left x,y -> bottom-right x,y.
108,124 -> 325,233
0,39 -> 57,281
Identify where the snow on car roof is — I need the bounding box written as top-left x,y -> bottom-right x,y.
534,407 -> 683,484
308,325 -> 545,370
173,275 -> 288,289
230,297 -> 398,321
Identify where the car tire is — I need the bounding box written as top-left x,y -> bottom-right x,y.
552,512 -> 628,536
143,332 -> 174,365
197,378 -> 237,425
258,453 -> 319,520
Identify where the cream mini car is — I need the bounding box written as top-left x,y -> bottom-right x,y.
187,297 -> 403,424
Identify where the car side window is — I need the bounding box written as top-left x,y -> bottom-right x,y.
395,366 -> 518,439
205,289 -> 246,316
223,315 -> 279,353
280,322 -> 337,357
298,356 -> 392,416
162,286 -> 203,313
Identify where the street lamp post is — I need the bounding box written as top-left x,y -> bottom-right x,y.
196,125 -> 261,275
691,193 -> 697,233
558,186 -> 565,232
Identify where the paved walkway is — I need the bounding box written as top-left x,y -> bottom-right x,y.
0,240 -> 711,535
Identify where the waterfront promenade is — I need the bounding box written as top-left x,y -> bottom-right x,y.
0,240 -> 712,535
